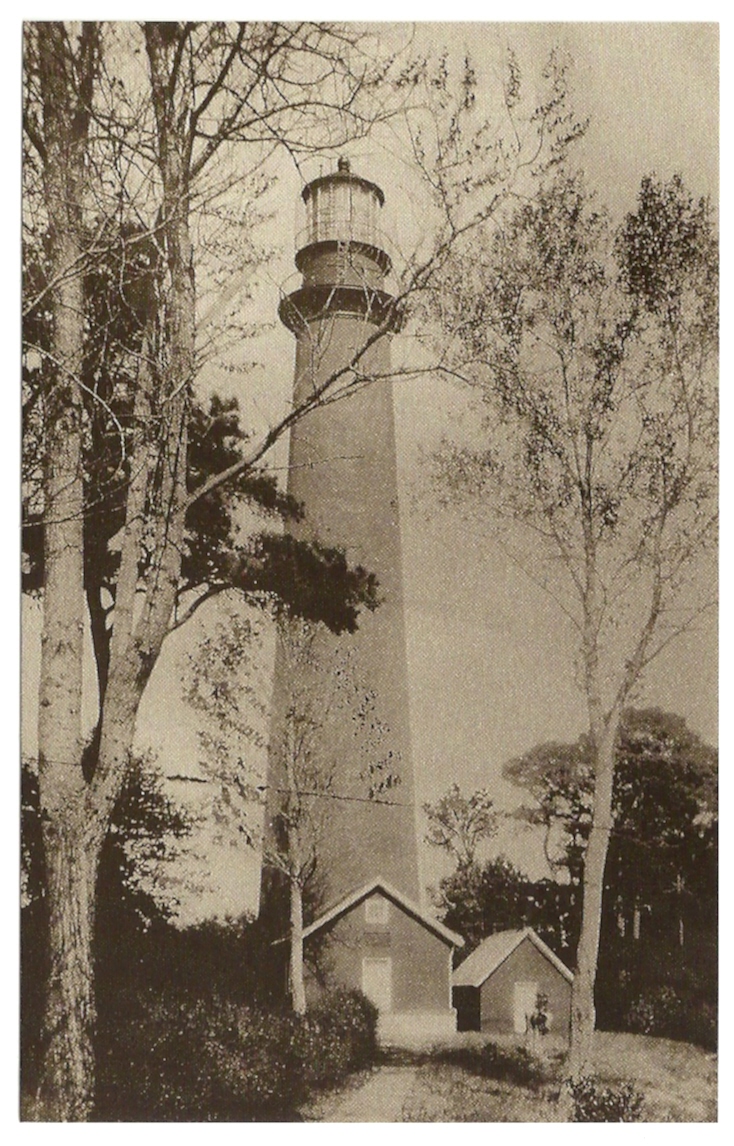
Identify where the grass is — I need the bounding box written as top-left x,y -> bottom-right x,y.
588,1031 -> 717,1122
399,1065 -> 563,1122
312,1030 -> 716,1122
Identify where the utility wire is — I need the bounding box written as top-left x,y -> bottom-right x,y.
21,752 -> 715,855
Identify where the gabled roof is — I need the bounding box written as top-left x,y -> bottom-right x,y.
452,927 -> 573,988
301,876 -> 464,948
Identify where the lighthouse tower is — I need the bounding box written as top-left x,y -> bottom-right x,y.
265,158 -> 420,904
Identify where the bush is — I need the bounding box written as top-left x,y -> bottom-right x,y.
299,988 -> 378,1088
434,1041 -> 546,1088
477,1042 -> 545,1087
95,986 -> 378,1120
626,986 -> 717,1051
570,1076 -> 645,1122
97,989 -> 297,1120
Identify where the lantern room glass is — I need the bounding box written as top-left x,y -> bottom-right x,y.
304,179 -> 380,249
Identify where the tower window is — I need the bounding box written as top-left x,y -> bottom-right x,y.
365,895 -> 389,924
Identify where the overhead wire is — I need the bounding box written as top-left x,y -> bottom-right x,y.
20,752 -> 715,855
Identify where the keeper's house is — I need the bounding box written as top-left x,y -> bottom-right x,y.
452,927 -> 573,1039
303,877 -> 464,1041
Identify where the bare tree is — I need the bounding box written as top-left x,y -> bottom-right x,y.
263,621 -> 338,1015
430,172 -> 717,1078
22,20 -> 401,1117
26,23 -> 101,1119
184,612 -> 396,1015
424,784 -> 497,869
23,23 -> 585,1115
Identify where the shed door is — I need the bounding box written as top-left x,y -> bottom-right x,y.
362,957 -> 392,1013
513,980 -> 538,1034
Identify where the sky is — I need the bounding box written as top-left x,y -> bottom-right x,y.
400,23 -> 718,886
236,22 -> 718,901
18,20 -> 719,920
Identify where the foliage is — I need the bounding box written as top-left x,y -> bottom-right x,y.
503,708 -> 717,947
626,986 -> 716,1051
434,1041 -> 547,1089
183,610 -> 400,1013
234,533 -> 380,635
24,21 -> 595,1114
437,855 -> 530,953
616,173 -> 717,321
438,711 -> 716,1048
23,322 -> 375,670
21,757 -> 190,1096
569,1075 -> 645,1122
95,986 -> 378,1120
476,1043 -> 545,1088
424,783 -> 497,868
431,166 -> 717,1067
435,852 -> 578,964
297,989 -> 379,1088
504,740 -> 593,883
626,986 -> 683,1037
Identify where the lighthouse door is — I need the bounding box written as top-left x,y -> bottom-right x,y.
362,957 -> 392,1013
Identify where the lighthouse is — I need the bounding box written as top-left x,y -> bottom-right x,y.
264,158 -> 420,905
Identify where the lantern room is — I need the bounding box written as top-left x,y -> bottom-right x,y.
296,156 -> 391,281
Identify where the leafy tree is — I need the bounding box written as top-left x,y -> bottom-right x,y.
434,708 -> 715,1031
424,783 -> 497,869
434,855 -> 528,954
434,856 -> 578,963
504,741 -> 591,885
425,785 -> 575,963
504,708 -> 716,927
504,708 -> 717,1037
606,710 -> 716,937
431,171 -> 717,1075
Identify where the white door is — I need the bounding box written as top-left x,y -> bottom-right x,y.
362,957 -> 392,1013
513,981 -> 538,1034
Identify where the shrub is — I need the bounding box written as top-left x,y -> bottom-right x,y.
300,988 -> 378,1088
570,1076 -> 645,1122
95,986 -> 378,1120
626,985 -> 680,1035
478,1042 -> 545,1087
626,987 -> 717,1050
96,989 -> 297,1120
434,1041 -> 546,1088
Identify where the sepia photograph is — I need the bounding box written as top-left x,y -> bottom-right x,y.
20,17 -> 718,1122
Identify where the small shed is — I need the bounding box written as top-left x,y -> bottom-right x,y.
452,927 -> 573,1038
302,876 -> 464,1041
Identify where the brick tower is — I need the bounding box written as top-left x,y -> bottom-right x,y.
264,158 -> 419,905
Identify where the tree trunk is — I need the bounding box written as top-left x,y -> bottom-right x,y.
93,650 -> 147,819
38,809 -> 102,1119
34,21 -> 98,1120
567,727 -> 616,1080
289,879 -> 307,1015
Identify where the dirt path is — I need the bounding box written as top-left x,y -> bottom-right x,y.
301,1032 -> 716,1122
306,1065 -> 420,1122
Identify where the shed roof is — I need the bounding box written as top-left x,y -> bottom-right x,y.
452,927 -> 574,988
301,876 -> 464,948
